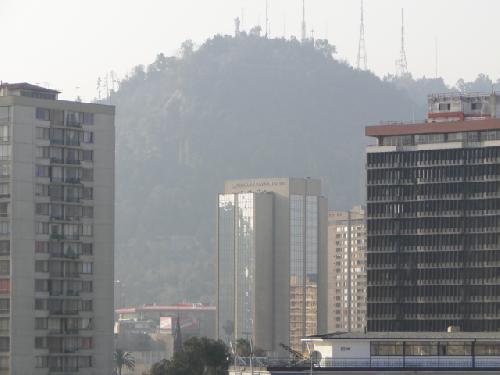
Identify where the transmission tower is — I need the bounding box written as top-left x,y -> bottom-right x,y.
301,0 -> 306,41
356,0 -> 367,70
395,8 -> 408,76
265,0 -> 269,37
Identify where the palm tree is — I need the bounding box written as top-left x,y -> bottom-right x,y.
114,349 -> 135,375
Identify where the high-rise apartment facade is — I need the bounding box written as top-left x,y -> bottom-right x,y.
216,178 -> 328,354
327,206 -> 366,333
366,92 -> 500,332
0,83 -> 115,373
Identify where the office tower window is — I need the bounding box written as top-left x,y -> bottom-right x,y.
236,194 -> 254,339
217,195 -> 235,341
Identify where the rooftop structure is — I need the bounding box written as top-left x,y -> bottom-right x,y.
0,82 -> 60,100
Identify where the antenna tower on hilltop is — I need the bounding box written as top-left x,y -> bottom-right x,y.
265,0 -> 270,37
356,0 -> 367,70
395,8 -> 408,76
301,0 -> 307,41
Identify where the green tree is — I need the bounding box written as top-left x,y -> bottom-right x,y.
235,338 -> 251,357
149,337 -> 229,375
114,349 -> 135,375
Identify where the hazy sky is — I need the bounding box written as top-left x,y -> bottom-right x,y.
2,0 -> 500,101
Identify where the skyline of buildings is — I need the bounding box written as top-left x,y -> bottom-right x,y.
366,92 -> 500,332
216,177 -> 328,354
0,83 -> 115,374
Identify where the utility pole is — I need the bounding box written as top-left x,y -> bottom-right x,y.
356,0 -> 368,70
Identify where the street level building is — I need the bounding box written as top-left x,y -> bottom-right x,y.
327,206 -> 366,333
365,92 -> 500,332
216,178 -> 328,354
0,83 -> 115,374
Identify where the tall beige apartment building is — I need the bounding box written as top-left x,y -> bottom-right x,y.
0,83 -> 115,374
328,206 -> 366,333
216,178 -> 328,354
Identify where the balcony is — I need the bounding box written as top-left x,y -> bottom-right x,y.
64,178 -> 81,185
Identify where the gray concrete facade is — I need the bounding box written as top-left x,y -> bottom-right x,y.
0,84 -> 114,374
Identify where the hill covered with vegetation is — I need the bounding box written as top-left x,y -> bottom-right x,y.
111,33 -> 499,305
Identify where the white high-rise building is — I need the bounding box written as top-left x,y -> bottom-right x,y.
0,83 -> 115,374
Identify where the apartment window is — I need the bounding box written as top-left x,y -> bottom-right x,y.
0,204 -> 8,218
36,166 -> 49,178
82,150 -> 93,161
0,338 -> 9,352
35,184 -> 49,197
50,204 -> 63,220
0,223 -> 9,235
0,242 -> 8,256
0,280 -> 9,294
35,241 -> 48,254
35,203 -> 49,216
65,130 -> 80,145
81,168 -> 93,182
471,102 -> 483,111
35,318 -> 48,331
0,318 -> 8,334
82,300 -> 92,311
82,206 -> 93,218
81,262 -> 93,274
35,337 -> 47,349
0,261 -> 8,276
49,128 -> 64,144
82,281 -> 93,293
35,262 -> 48,274
83,131 -> 94,144
0,146 -> 10,161
0,300 -> 8,314
35,299 -> 46,310
0,126 -> 8,143
36,108 -> 51,121
36,127 -> 50,140
82,243 -> 93,256
66,111 -> 82,126
36,222 -> 49,235
0,164 -> 9,178
82,112 -> 94,125
83,187 -> 93,200
35,356 -> 48,368
50,166 -> 63,182
49,185 -> 64,201
82,224 -> 93,237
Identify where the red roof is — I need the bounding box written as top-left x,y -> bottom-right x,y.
366,118 -> 500,137
116,303 -> 216,314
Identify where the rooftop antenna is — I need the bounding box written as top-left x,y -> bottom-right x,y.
235,17 -> 241,37
265,0 -> 270,37
395,8 -> 408,76
301,0 -> 307,41
356,0 -> 367,70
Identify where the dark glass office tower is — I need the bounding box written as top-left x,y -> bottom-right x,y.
366,93 -> 500,332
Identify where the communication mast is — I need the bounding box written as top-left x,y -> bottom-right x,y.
395,8 -> 408,76
356,0 -> 368,70
265,0 -> 270,37
301,0 -> 306,41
